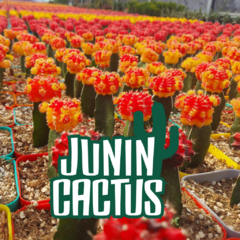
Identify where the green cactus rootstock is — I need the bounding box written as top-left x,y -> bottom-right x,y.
94,94 -> 115,138
65,71 -> 75,98
182,124 -> 211,169
48,130 -> 60,179
211,92 -> 226,131
81,84 -> 96,117
229,79 -> 238,101
230,117 -> 240,146
183,72 -> 198,93
74,79 -> 82,98
110,53 -> 119,72
20,55 -> 25,73
230,175 -> 240,207
32,102 -> 50,148
0,68 -> 4,92
47,44 -> 54,58
153,96 -> 172,123
161,162 -> 182,215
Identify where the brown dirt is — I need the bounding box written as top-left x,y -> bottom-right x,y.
18,156 -> 50,201
12,204 -> 58,240
0,130 -> 12,156
0,210 -> 8,240
221,111 -> 234,126
183,177 -> 240,232
13,125 -> 48,155
0,92 -> 14,107
183,152 -> 234,175
210,136 -> 240,164
16,94 -> 32,105
0,106 -> 14,126
2,83 -> 14,92
180,191 -> 223,240
0,159 -> 17,204
15,82 -> 27,93
15,106 -> 33,125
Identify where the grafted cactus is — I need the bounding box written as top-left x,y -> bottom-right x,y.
62,52 -> 90,98
114,91 -> 153,137
230,98 -> 240,146
175,91 -> 220,169
93,71 -> 122,138
76,68 -> 102,117
148,73 -> 183,123
148,127 -> 194,215
25,76 -> 66,148
181,57 -> 203,92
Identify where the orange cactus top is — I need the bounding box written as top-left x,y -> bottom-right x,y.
164,68 -> 187,82
81,42 -> 95,56
146,62 -> 166,75
119,54 -> 138,73
201,67 -> 230,93
163,49 -> 182,65
31,58 -> 61,77
4,29 -> 18,40
17,33 -> 38,44
76,67 -> 102,85
196,51 -> 214,62
122,66 -> 150,89
231,61 -> 240,75
122,34 -> 138,46
231,98 -> 240,118
25,53 -> 47,69
140,48 -> 159,63
214,58 -> 231,70
0,35 -> 10,47
62,52 -> 91,74
49,37 -> 66,51
70,36 -> 85,49
175,90 -> 220,127
181,57 -> 204,72
93,50 -> 112,69
39,98 -> 83,132
25,76 -> 66,102
94,71 -> 122,95
114,91 -> 153,122
12,41 -> 31,56
119,45 -> 136,57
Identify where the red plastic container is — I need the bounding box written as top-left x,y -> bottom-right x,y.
2,81 -> 15,92
12,203 -> 50,239
182,188 -> 227,240
16,153 -> 50,207
226,238 -> 240,240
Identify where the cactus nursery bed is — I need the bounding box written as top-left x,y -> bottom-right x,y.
1,0 -> 240,239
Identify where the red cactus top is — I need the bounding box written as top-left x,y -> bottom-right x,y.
25,76 -> 66,102
114,91 -> 153,121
